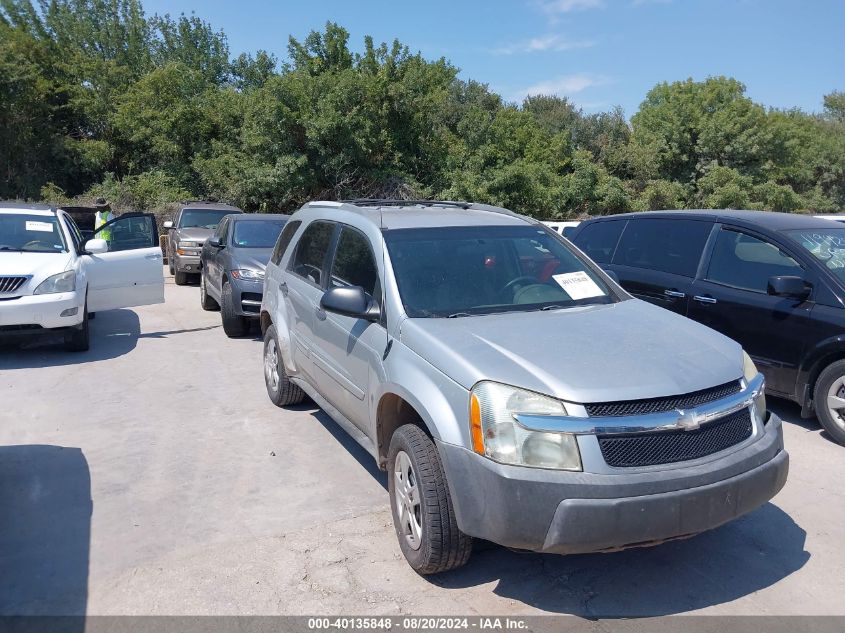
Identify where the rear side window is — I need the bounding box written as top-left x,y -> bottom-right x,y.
614,219 -> 711,277
289,221 -> 334,285
271,220 -> 301,265
330,227 -> 380,298
706,228 -> 802,292
572,221 -> 625,264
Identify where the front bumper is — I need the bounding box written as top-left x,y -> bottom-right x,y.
173,252 -> 201,273
228,277 -> 263,317
437,413 -> 787,554
0,292 -> 84,331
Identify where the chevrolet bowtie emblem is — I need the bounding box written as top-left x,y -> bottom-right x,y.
675,409 -> 701,431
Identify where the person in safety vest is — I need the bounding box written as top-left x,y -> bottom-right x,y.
93,198 -> 114,242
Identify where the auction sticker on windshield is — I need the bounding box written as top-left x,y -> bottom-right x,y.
553,271 -> 605,300
26,221 -> 54,232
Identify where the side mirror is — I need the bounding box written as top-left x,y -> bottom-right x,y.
768,275 -> 811,300
320,286 -> 380,322
85,238 -> 108,255
207,236 -> 223,248
163,221 -> 173,229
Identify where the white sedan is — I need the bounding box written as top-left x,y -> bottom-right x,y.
0,203 -> 164,351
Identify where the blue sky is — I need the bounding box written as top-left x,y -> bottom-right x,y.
142,0 -> 844,116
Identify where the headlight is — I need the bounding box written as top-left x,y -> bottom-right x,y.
33,270 -> 76,295
743,350 -> 767,417
469,381 -> 581,471
230,269 -> 264,281
178,241 -> 200,248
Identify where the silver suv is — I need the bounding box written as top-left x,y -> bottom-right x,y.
260,200 -> 788,574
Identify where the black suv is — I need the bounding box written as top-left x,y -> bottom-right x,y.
569,210 -> 845,445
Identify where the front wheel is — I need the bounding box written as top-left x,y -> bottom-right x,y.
200,272 -> 219,311
174,269 -> 188,286
221,281 -> 248,337
814,360 -> 845,445
388,424 -> 472,574
65,304 -> 90,352
263,324 -> 305,406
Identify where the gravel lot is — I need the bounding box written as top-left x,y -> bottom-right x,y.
1,271 -> 844,617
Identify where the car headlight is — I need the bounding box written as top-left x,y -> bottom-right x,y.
469,381 -> 581,471
33,270 -> 76,295
743,350 -> 767,418
230,269 -> 264,281
178,241 -> 200,248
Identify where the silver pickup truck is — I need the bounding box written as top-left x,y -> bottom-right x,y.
259,199 -> 788,574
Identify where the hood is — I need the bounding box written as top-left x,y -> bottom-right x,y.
0,251 -> 73,294
175,227 -> 213,242
399,299 -> 743,404
229,247 -> 273,272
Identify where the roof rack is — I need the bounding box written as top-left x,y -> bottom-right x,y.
342,199 -> 473,210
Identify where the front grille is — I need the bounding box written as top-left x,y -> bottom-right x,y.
0,276 -> 28,294
598,408 -> 753,468
585,380 -> 742,417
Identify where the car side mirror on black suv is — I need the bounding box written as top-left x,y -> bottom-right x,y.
768,275 -> 811,300
321,286 -> 380,322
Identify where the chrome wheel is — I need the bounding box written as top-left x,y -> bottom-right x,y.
826,377 -> 845,431
394,450 -> 422,551
264,338 -> 280,392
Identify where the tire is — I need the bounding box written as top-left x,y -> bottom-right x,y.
263,324 -> 305,406
388,424 -> 472,574
200,271 -> 219,311
65,303 -> 90,352
169,260 -> 174,275
221,280 -> 248,337
814,360 -> 845,446
174,269 -> 188,286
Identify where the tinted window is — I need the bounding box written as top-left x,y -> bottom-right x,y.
290,221 -> 334,285
707,229 -> 802,292
95,214 -> 157,252
271,220 -> 301,265
233,219 -> 287,248
614,219 -> 711,277
385,225 -> 614,318
0,213 -> 67,253
572,221 -> 624,264
330,227 -> 379,298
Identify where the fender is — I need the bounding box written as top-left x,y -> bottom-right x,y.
374,341 -> 471,449
796,334 -> 845,411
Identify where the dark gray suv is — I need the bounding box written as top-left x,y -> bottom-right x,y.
200,213 -> 288,336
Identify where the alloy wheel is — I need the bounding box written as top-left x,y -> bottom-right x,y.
264,338 -> 280,392
393,450 -> 422,551
826,377 -> 845,431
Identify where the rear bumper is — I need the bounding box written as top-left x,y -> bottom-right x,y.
0,292 -> 84,331
437,413 -> 787,554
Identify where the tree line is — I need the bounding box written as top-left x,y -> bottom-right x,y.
2,0 -> 844,217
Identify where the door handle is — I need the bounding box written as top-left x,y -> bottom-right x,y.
663,289 -> 686,299
315,306 -> 326,321
279,281 -> 288,296
145,253 -> 162,260
694,295 -> 717,304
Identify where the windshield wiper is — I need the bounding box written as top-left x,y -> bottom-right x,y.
447,312 -> 473,318
540,304 -> 565,311
0,246 -> 23,252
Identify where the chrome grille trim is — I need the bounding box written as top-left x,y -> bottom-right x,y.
0,275 -> 30,294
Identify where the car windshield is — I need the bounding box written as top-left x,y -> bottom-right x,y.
0,213 -> 67,253
786,228 -> 845,281
384,225 -> 615,318
179,209 -> 232,229
232,219 -> 287,248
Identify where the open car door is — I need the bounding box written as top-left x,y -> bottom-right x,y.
83,213 -> 165,312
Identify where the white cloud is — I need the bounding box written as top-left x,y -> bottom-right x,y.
511,73 -> 610,102
537,0 -> 605,14
495,34 -> 596,55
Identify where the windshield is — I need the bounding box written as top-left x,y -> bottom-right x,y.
384,225 -> 615,318
0,213 -> 67,253
786,228 -> 845,281
232,219 -> 287,248
179,209 -> 232,229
